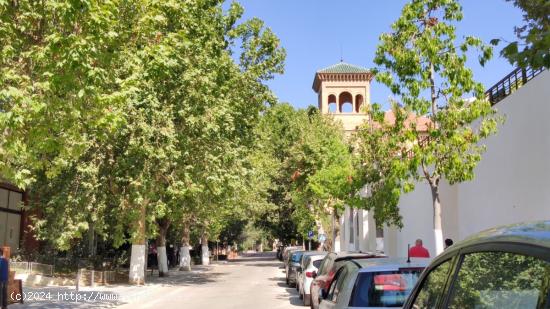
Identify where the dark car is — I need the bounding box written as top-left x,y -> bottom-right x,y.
286,250 -> 306,286
310,251 -> 385,309
403,220 -> 550,309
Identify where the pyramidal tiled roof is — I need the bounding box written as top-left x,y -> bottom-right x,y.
317,62 -> 370,74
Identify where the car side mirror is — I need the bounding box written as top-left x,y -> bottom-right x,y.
312,271 -> 317,278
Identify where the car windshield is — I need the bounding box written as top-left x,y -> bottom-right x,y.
291,252 -> 303,263
349,268 -> 423,307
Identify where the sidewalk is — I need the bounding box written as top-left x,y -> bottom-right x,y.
9,265 -> 217,309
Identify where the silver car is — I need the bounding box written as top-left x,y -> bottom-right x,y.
318,258 -> 429,309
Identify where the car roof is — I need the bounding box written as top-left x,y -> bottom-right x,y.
459,220 -> 550,249
332,251 -> 385,261
302,251 -> 327,257
434,220 -> 550,265
351,257 -> 431,273
305,254 -> 328,262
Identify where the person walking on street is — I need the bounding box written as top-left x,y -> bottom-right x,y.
409,239 -> 430,258
0,248 -> 9,309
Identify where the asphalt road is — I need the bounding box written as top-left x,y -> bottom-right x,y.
11,252 -> 300,309
119,252 -> 301,309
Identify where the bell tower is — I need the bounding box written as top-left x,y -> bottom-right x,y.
312,62 -> 373,132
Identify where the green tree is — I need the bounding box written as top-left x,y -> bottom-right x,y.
1,0 -> 285,283
372,0 -> 500,254
492,0 -> 550,69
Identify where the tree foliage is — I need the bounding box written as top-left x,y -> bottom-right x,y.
492,0 -> 550,69
367,0 -> 500,253
0,0 -> 285,253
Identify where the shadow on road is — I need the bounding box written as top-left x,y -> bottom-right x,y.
147,269 -> 227,287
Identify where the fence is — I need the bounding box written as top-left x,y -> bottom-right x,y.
486,66 -> 545,105
9,262 -> 54,276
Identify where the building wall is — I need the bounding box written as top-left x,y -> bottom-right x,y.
0,185 -> 23,253
378,70 -> 550,257
320,79 -> 370,132
456,70 -> 550,239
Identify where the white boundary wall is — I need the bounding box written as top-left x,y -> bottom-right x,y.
350,70 -> 550,257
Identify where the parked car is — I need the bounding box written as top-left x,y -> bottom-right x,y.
287,250 -> 307,286
403,220 -> 550,309
317,257 -> 429,309
282,246 -> 302,265
295,252 -> 322,292
297,252 -> 327,306
310,251 -> 386,309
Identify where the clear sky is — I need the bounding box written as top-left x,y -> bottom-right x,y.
235,0 -> 524,110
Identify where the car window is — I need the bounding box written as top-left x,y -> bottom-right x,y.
327,267 -> 349,302
302,256 -> 310,268
411,259 -> 453,309
349,268 -> 423,307
448,251 -> 550,309
292,252 -> 303,263
321,255 -> 335,275
313,259 -> 322,269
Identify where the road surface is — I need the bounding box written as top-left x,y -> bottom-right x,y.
12,252 -> 301,309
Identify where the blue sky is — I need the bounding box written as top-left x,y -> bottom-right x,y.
235,0 -> 524,110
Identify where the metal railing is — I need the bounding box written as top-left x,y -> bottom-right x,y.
485,66 -> 545,105
10,262 -> 54,276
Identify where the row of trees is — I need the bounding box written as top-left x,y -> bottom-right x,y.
0,0 -> 285,283
1,0 -> 547,284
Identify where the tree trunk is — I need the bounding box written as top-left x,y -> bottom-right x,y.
430,184 -> 444,255
129,203 -> 146,285
179,224 -> 192,271
156,219 -> 170,277
201,233 -> 209,266
331,207 -> 341,252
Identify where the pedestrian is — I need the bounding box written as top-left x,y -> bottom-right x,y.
408,239 -> 430,258
0,248 -> 8,309
444,238 -> 454,249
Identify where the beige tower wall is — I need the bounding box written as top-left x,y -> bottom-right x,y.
319,79 -> 370,132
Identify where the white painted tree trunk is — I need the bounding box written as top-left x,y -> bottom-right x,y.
201,234 -> 209,265
201,244 -> 210,265
157,246 -> 169,277
434,229 -> 444,255
179,245 -> 191,271
431,183 -> 444,256
129,203 -> 147,285
129,244 -> 146,285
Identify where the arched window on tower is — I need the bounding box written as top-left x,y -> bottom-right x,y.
328,94 -> 337,113
355,94 -> 364,113
339,92 -> 353,113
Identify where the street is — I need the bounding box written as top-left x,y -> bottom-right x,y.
12,252 -> 300,309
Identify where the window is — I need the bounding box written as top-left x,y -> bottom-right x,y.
313,259 -> 322,269
412,259 -> 453,309
292,252 -> 303,263
321,255 -> 335,275
327,267 -> 349,303
350,268 -> 423,307
448,252 -> 550,309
